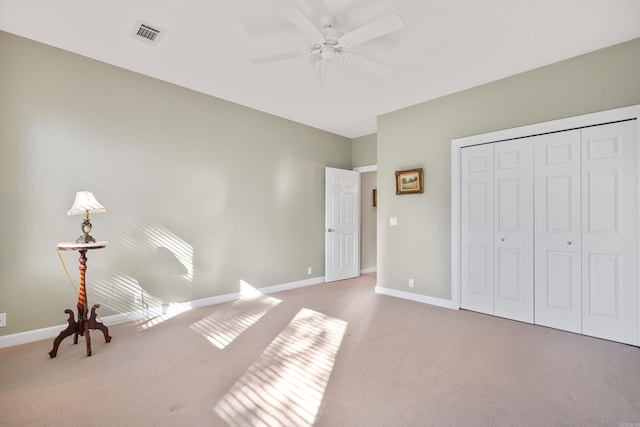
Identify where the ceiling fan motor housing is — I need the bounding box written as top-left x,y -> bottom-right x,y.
320,16 -> 337,28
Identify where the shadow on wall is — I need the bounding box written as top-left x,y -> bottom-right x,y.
85,214 -> 195,317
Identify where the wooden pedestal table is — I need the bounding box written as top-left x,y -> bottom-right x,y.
49,241 -> 112,358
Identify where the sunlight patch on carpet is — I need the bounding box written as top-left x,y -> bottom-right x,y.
190,281 -> 281,349
137,302 -> 193,330
214,308 -> 347,426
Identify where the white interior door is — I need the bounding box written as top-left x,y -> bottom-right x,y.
461,144 -> 494,315
325,167 -> 360,282
534,130 -> 583,333
581,121 -> 638,344
494,138 -> 534,323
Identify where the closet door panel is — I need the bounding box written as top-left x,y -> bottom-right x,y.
581,121 -> 638,345
494,139 -> 534,323
534,130 -> 582,333
461,144 -> 494,315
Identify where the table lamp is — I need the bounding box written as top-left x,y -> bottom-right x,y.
67,191 -> 106,243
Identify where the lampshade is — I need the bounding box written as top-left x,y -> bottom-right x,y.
67,191 -> 106,216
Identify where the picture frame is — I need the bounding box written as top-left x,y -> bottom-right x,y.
373,189 -> 377,207
395,168 -> 423,195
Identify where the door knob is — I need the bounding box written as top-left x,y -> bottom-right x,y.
327,228 -> 335,232
500,238 -> 505,242
567,241 -> 572,245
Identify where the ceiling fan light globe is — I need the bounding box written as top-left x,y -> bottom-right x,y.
310,39 -> 324,50
321,47 -> 335,60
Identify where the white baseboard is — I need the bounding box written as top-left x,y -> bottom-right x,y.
374,285 -> 457,310
361,267 -> 377,274
0,275 -> 326,349
256,275 -> 325,295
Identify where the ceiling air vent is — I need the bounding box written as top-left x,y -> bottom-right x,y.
132,20 -> 165,45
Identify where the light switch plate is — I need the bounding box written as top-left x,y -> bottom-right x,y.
389,217 -> 398,226
0,313 -> 6,328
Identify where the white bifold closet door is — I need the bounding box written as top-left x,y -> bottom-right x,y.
582,122 -> 637,343
460,143 -> 494,315
533,130 -> 582,333
534,121 -> 638,344
461,138 -> 534,323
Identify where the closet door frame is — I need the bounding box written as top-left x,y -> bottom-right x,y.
451,104 -> 640,346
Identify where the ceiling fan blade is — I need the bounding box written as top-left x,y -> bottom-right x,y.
343,52 -> 393,77
340,13 -> 404,47
251,51 -> 303,65
284,5 -> 323,40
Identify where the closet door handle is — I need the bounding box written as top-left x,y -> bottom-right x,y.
500,238 -> 505,242
567,241 -> 572,245
327,228 -> 335,232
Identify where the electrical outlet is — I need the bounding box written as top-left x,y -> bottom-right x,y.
307,267 -> 313,275
408,279 -> 414,288
0,312 -> 6,327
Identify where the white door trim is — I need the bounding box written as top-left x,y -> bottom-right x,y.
354,165 -> 377,275
451,104 -> 640,344
354,165 -> 377,173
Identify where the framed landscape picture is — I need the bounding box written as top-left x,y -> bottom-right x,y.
395,168 -> 423,195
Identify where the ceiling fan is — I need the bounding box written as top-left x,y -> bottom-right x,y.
250,5 -> 405,82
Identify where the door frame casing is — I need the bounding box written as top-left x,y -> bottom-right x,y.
451,104 -> 640,344
354,165 -> 377,275
354,165 -> 377,173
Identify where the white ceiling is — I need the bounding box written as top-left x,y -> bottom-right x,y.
1,0 -> 640,138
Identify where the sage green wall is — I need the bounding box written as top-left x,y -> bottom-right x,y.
351,133 -> 377,167
0,31 -> 351,336
377,37 -> 640,299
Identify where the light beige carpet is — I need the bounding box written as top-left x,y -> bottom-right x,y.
1,273 -> 639,426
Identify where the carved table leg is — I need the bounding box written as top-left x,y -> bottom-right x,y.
74,306 -> 84,344
49,309 -> 78,358
87,304 -> 112,344
83,306 -> 92,357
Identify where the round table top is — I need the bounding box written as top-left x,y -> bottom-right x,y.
57,241 -> 108,251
